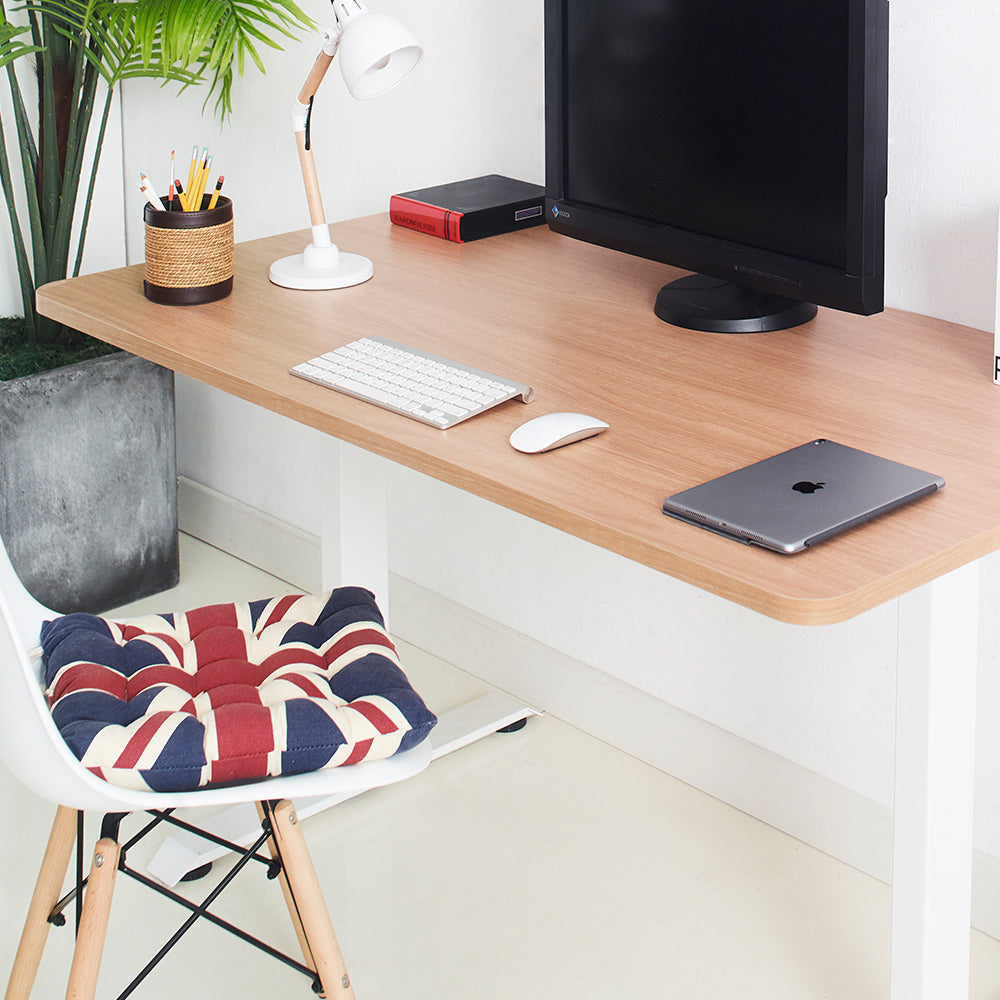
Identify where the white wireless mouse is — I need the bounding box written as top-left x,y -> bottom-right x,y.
509,412 -> 609,453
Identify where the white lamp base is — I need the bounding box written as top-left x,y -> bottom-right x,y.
269,242 -> 374,289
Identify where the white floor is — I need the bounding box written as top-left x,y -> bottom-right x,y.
5,535 -> 1000,999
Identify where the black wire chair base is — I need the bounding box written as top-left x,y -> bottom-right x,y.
46,805 -> 322,999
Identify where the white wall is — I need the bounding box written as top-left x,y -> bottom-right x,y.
5,0 -> 1000,876
884,0 -> 1000,332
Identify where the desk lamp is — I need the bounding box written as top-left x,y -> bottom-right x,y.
269,0 -> 422,289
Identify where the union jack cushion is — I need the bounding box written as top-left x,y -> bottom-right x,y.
40,587 -> 437,792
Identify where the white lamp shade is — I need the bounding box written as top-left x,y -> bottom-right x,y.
338,13 -> 423,99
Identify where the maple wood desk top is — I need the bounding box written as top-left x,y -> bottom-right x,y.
36,214 -> 1000,625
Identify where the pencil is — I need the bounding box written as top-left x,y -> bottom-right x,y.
173,178 -> 190,212
169,149 -> 176,210
207,175 -> 225,210
186,145 -> 199,203
138,173 -> 161,209
192,153 -> 212,210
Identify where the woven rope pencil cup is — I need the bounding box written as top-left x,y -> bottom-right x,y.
143,196 -> 234,304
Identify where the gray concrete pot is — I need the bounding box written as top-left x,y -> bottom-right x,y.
0,351 -> 179,614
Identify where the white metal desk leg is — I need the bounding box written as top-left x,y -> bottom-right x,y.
319,439 -> 389,610
891,561 -> 979,1000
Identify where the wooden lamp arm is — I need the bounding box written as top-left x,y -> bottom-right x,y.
289,30 -> 343,240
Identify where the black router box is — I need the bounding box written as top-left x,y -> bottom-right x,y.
389,174 -> 546,243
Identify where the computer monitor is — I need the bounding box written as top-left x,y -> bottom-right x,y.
544,0 -> 889,334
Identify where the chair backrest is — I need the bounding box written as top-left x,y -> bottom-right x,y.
0,531 -> 50,653
0,529 -> 117,809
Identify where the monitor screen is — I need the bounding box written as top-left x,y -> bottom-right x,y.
545,0 -> 889,333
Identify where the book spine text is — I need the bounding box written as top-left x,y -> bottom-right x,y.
389,197 -> 463,242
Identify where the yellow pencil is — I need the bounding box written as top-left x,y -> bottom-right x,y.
185,145 -> 199,203
207,175 -> 225,210
173,178 -> 190,212
193,153 -> 212,210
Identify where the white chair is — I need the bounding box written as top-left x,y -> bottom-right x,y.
0,531 -> 432,1000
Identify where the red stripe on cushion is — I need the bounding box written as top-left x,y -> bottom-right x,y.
342,738 -> 373,765
260,595 -> 300,631
275,674 -> 330,701
115,713 -> 172,769
210,755 -> 270,784
185,603 -> 239,636
260,647 -> 327,674
325,628 -> 395,665
281,674 -> 328,698
127,665 -> 199,697
205,684 -> 264,710
193,626 -> 248,666
211,703 -> 274,783
157,633 -> 186,661
50,664 -> 127,702
351,700 -> 398,735
193,659 -> 266,694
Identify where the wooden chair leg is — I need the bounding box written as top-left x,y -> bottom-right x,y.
255,802 -> 317,977
269,800 -> 356,1000
63,837 -> 119,1000
4,806 -> 78,1000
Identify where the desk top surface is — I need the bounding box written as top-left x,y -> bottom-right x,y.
37,214 -> 1000,624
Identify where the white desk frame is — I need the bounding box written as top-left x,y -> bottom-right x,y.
893,563 -> 979,999
326,442 -> 984,1000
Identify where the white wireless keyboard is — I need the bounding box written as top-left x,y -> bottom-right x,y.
290,335 -> 535,428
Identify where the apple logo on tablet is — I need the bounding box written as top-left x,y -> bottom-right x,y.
793,481 -> 825,494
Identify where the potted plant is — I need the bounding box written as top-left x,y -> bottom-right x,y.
0,0 -> 314,612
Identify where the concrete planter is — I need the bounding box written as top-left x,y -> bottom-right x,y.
0,351 -> 179,613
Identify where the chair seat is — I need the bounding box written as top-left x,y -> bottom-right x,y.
40,586 -> 437,793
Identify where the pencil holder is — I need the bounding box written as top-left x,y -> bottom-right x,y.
143,196 -> 234,305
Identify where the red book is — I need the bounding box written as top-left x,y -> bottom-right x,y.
389,175 -> 546,243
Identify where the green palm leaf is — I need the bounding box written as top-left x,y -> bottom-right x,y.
160,0 -> 316,117
0,19 -> 43,69
13,0 -> 315,114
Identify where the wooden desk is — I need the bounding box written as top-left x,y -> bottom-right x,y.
37,214 -> 1000,999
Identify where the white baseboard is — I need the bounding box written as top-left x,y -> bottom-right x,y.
178,478 -> 1000,940
178,476 -> 322,592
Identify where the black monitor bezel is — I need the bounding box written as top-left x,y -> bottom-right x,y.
544,0 -> 889,318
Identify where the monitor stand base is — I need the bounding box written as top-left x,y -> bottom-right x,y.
654,274 -> 819,333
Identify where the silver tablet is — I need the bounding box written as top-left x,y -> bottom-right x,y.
662,439 -> 944,554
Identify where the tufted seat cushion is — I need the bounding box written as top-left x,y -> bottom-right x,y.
40,587 -> 437,792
